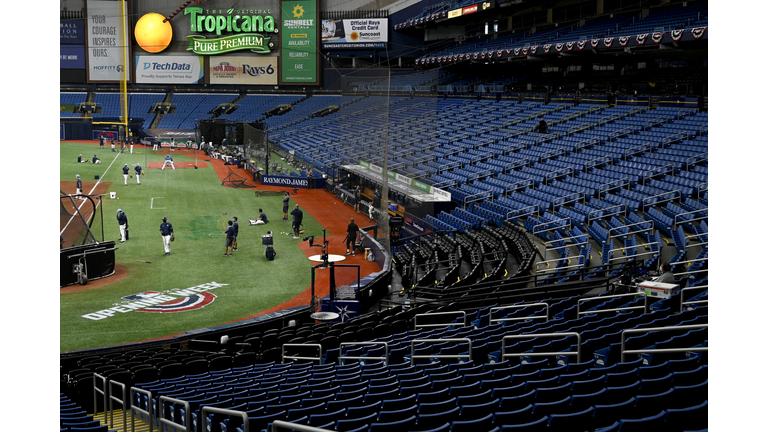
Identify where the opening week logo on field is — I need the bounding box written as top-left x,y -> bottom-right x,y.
82,282 -> 228,320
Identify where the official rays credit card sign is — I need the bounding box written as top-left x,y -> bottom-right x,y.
280,0 -> 319,85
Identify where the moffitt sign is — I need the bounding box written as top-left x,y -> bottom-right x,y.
185,7 -> 277,55
81,281 -> 228,320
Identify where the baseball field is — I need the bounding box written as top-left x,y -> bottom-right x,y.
60,141 -> 379,353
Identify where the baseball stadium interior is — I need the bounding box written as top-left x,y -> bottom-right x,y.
57,0 -> 721,430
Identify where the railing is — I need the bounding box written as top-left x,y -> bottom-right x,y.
587,204 -> 626,225
490,303 -> 550,324
673,208 -> 708,228
620,324 -> 708,362
641,163 -> 675,186
574,137 -> 599,151
553,191 -> 586,208
608,126 -> 635,141
532,217 -> 572,237
661,131 -> 690,147
623,142 -> 654,160
504,178 -> 534,195
504,158 -> 530,173
668,257 -> 708,278
339,342 -> 389,364
506,205 -> 539,222
93,373 -> 107,418
641,190 -> 682,211
158,395 -> 191,432
681,284 -> 708,310
643,117 -> 667,130
577,292 -> 648,316
282,343 -> 323,364
543,233 -> 589,259
410,338 -> 473,365
467,168 -> 495,182
535,257 -> 585,273
108,380 -> 128,431
130,387 -> 154,432
539,147 -> 568,162
606,220 -> 655,241
544,167 -> 574,185
464,189 -> 493,210
271,421 -> 333,432
414,311 -> 467,329
203,407 -> 250,432
606,242 -> 661,263
598,177 -> 631,196
585,155 -> 613,170
502,332 -> 582,363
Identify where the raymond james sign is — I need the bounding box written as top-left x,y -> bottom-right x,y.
260,174 -> 308,187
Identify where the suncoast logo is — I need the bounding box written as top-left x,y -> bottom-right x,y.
143,61 -> 193,71
81,281 -> 228,320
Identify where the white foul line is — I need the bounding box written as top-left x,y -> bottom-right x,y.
151,197 -> 165,209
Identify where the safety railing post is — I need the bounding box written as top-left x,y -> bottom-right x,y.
620,324 -> 708,362
410,338 -> 473,365
130,387 -> 154,432
502,332 -> 581,363
577,292 -> 648,316
282,343 -> 323,364
338,342 -> 389,365
490,303 -> 550,324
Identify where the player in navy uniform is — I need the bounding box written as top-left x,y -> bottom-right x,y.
160,217 -> 174,255
282,191 -> 290,220
232,217 -> 239,251
76,174 -> 83,199
99,134 -> 106,149
134,163 -> 143,184
77,154 -> 87,163
92,155 -> 101,164
117,209 -> 128,243
162,155 -> 175,170
290,204 -> 303,239
122,164 -> 130,185
224,220 -> 235,256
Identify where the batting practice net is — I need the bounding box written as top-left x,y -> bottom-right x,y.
60,191 -> 103,248
243,121 -> 270,174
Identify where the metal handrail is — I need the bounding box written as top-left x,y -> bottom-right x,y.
574,137 -> 598,151
410,338 -> 473,365
606,245 -> 659,262
533,217 -> 572,237
673,208 -> 708,227
130,387 -> 154,432
506,205 -> 539,222
467,168 -> 495,182
641,190 -> 682,211
686,152 -> 708,170
203,406 -> 250,432
598,177 -> 631,196
504,178 -> 534,194
158,395 -> 190,432
661,131 -> 690,147
577,292 -> 647,316
502,332 -> 582,363
414,311 -> 467,329
608,126 -> 635,141
641,163 -> 675,186
587,204 -> 626,224
93,373 -> 107,416
535,257 -> 585,273
504,158 -> 529,173
681,285 -> 709,310
463,189 -> 493,209
339,342 -> 389,364
282,343 -> 323,364
623,142 -> 654,160
108,380 -> 128,431
272,420 -> 333,432
544,167 -> 574,185
553,191 -> 586,208
490,303 -> 550,324
543,238 -> 589,259
620,324 -> 708,362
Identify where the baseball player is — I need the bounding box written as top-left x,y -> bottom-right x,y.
224,220 -> 235,256
77,154 -> 87,163
116,209 -> 128,243
99,133 -> 105,149
75,174 -> 83,199
92,155 -> 102,164
122,164 -> 130,185
152,137 -> 159,151
160,216 -> 173,255
232,217 -> 239,251
134,163 -> 143,184
170,137 -> 175,148
162,155 -> 175,170
282,192 -> 290,220
111,139 -> 116,152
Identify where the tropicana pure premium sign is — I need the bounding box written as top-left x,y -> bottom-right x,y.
185,7 -> 277,55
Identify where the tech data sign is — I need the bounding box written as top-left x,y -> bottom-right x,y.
185,7 -> 277,55
81,282 -> 228,320
135,55 -> 204,84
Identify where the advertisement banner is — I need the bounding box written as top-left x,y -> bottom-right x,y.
260,174 -> 309,188
280,0 -> 318,84
448,8 -> 463,19
321,18 -> 388,49
135,55 -> 203,84
86,0 -> 131,82
462,4 -> 479,15
210,55 -> 278,85
61,19 -> 85,44
61,45 -> 86,69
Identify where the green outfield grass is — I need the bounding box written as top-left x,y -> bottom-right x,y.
60,142 -> 328,352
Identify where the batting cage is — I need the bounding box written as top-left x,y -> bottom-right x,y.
243,121 -> 270,174
60,191 -> 116,287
